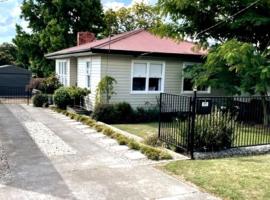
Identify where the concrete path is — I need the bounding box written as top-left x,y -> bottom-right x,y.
0,104 -> 217,200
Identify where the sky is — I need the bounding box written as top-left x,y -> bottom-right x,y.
0,0 -> 157,44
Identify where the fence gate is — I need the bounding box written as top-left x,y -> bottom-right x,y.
0,86 -> 31,104
158,93 -> 194,156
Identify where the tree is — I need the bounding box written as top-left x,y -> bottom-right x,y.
0,43 -> 17,66
157,0 -> 270,51
187,40 -> 270,125
14,0 -> 105,77
102,2 -> 163,37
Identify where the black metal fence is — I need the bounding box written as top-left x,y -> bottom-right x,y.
158,93 -> 270,158
0,86 -> 32,104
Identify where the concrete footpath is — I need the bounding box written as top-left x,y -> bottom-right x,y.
0,104 -> 218,200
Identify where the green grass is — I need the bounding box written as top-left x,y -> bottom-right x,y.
113,122 -> 270,146
113,122 -> 158,139
161,155 -> 270,200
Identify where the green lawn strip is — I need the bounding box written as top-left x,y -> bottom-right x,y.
161,155 -> 270,200
50,107 -> 172,160
113,122 -> 158,139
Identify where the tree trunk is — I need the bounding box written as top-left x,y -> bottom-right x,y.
261,94 -> 269,126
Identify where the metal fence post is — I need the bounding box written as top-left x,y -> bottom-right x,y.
158,93 -> 162,138
190,90 -> 197,159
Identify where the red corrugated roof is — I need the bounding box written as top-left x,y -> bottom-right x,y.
45,29 -> 206,57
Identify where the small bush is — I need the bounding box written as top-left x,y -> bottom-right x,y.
39,74 -> 62,94
128,140 -> 141,150
116,135 -> 129,145
32,94 -> 48,107
92,104 -> 118,123
114,102 -> 133,123
53,87 -> 72,109
134,106 -> 159,123
140,145 -> 161,160
94,124 -> 104,132
103,128 -> 115,137
144,134 -> 162,147
67,86 -> 90,106
193,111 -> 234,151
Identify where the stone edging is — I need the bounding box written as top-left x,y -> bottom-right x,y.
194,144 -> 270,159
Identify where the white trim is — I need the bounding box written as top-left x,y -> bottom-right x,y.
181,62 -> 211,94
130,60 -> 165,94
57,59 -> 69,86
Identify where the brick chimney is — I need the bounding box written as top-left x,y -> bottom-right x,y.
77,32 -> 95,46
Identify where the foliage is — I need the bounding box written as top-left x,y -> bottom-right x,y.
193,111 -> 234,151
186,39 -> 270,125
14,0 -> 104,76
102,2 -> 163,36
27,77 -> 45,90
32,94 -> 48,107
51,107 -> 172,161
92,104 -> 117,123
0,43 -> 17,66
96,76 -> 117,104
134,106 -> 159,123
114,102 -> 134,123
144,134 -> 162,147
39,74 -> 62,94
53,87 -> 72,109
67,86 -> 90,106
157,0 -> 270,51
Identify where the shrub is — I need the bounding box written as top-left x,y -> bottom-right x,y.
92,104 -> 118,123
134,106 -> 159,122
114,102 -> 133,123
96,76 -> 117,104
193,111 -> 234,151
40,74 -> 62,94
128,140 -> 141,150
140,145 -> 161,160
32,94 -> 48,107
144,134 -> 162,147
67,86 -> 90,106
53,87 -> 72,109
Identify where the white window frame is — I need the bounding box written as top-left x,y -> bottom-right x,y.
58,60 -> 68,86
85,61 -> 91,88
131,60 -> 165,94
181,62 -> 211,94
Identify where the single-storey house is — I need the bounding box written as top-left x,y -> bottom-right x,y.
45,29 -> 222,110
0,65 -> 32,96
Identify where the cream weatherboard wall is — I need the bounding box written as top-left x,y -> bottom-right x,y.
100,55 -> 223,108
77,56 -> 101,110
100,55 -> 184,108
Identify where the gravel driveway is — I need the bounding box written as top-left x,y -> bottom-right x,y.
0,104 -> 217,200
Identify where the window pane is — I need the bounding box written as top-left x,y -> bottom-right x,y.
149,64 -> 162,77
87,75 -> 91,88
133,63 -> 147,77
86,62 -> 91,74
183,78 -> 193,91
149,78 -> 161,91
133,78 -> 146,91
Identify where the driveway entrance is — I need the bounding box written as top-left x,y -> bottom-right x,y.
0,104 -> 217,200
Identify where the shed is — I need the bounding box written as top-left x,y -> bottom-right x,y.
0,65 -> 32,96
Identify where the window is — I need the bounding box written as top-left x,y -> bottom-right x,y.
58,61 -> 67,86
86,61 -> 91,88
132,61 -> 164,93
181,62 -> 210,93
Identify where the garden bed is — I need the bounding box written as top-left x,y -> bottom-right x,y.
160,154 -> 270,200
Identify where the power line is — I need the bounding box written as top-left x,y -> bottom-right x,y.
195,0 -> 261,38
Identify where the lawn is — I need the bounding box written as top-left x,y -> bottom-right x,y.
113,122 -> 158,139
161,155 -> 270,200
113,122 -> 270,146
